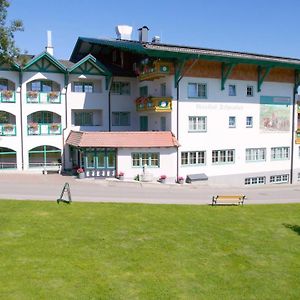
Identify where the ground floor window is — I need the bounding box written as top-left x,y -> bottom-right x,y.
28,145 -> 61,167
270,174 -> 289,183
131,152 -> 159,167
271,147 -> 289,160
245,176 -> 266,185
181,151 -> 206,165
212,149 -> 235,164
245,148 -> 266,162
0,147 -> 16,169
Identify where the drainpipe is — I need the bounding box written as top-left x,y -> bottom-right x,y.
19,70 -> 24,170
108,76 -> 113,132
176,58 -> 199,179
290,83 -> 297,184
62,73 -> 69,172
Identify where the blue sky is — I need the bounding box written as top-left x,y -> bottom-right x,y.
7,0 -> 300,60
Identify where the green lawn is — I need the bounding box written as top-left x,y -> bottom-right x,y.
1,200 -> 300,300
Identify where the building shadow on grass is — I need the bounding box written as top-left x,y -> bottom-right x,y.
283,223 -> 300,236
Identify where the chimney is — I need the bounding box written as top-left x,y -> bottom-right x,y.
45,30 -> 54,56
152,35 -> 160,43
115,25 -> 133,40
138,26 -> 149,43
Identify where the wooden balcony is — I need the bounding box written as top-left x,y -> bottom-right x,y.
136,97 -> 172,112
138,60 -> 173,81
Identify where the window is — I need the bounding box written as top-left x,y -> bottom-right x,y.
297,172 -> 300,181
160,83 -> 166,96
181,151 -> 206,166
246,85 -> 254,97
188,116 -> 207,132
245,176 -> 266,185
74,112 -> 93,126
271,147 -> 290,160
246,148 -> 266,162
32,111 -> 53,123
246,116 -> 253,128
270,174 -> 289,183
29,81 -> 52,92
228,116 -> 236,128
73,82 -> 93,93
111,82 -> 130,95
112,112 -> 130,126
212,149 -> 235,164
131,152 -> 159,167
188,83 -> 207,98
229,85 -> 236,96
139,86 -> 148,97
0,79 -> 8,91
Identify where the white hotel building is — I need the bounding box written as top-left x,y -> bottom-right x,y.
1,26 -> 300,185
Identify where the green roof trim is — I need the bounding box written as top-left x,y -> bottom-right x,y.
68,54 -> 111,76
23,52 -> 67,73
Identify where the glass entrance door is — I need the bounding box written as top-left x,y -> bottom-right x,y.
84,148 -> 116,178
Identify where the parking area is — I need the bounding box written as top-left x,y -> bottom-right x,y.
0,172 -> 300,205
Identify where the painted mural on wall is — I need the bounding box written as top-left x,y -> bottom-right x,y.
260,96 -> 291,132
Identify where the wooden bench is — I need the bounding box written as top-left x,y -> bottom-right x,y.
212,195 -> 246,206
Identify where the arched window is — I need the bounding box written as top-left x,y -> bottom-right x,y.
0,147 -> 16,169
28,145 -> 61,168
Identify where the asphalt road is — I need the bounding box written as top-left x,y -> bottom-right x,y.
0,173 -> 300,205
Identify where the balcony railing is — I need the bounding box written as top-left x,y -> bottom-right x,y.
138,60 -> 173,81
26,91 -> 61,104
0,162 -> 17,169
0,124 -> 16,136
135,97 -> 172,112
27,123 -> 62,135
0,90 -> 16,103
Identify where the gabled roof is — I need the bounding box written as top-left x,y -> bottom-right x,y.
23,51 -> 67,73
66,130 -> 180,148
68,54 -> 111,76
71,37 -> 300,69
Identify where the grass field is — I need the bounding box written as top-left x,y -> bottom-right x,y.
1,200 -> 300,299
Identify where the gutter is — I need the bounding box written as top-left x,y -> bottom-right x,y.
290,84 -> 297,184
19,71 -> 24,170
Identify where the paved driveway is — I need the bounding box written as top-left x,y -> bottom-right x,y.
0,173 -> 300,205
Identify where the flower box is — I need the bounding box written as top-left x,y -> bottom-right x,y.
27,91 -> 38,99
2,90 -> 13,99
177,176 -> 184,184
4,124 -> 14,132
48,91 -> 58,99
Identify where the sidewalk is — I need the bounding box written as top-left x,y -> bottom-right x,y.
0,173 -> 300,205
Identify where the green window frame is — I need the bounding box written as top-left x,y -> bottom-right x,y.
188,83 -> 207,99
271,147 -> 290,160
188,116 -> 207,132
112,112 -> 130,126
74,112 -> 93,126
245,148 -> 266,162
111,82 -> 130,95
32,111 -> 53,123
29,80 -> 53,92
73,82 -> 94,93
131,152 -> 159,167
212,149 -> 235,164
139,86 -> 148,97
0,79 -> 8,91
181,151 -> 206,166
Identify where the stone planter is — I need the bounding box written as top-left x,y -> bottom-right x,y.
118,175 -> 124,180
78,172 -> 85,179
178,179 -> 184,184
160,178 -> 166,184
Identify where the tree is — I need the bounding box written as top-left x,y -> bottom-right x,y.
0,0 -> 23,65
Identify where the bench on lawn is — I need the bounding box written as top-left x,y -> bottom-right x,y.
212,195 -> 246,206
186,173 -> 208,183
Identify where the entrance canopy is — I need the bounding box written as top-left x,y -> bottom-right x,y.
66,130 -> 179,148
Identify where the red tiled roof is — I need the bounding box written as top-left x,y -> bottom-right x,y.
66,131 -> 180,148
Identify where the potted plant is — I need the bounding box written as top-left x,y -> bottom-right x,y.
77,167 -> 85,179
28,122 -> 39,133
4,123 -> 14,132
2,90 -> 13,100
27,91 -> 38,99
177,176 -> 184,184
48,91 -> 59,102
50,123 -> 59,131
159,174 -> 167,184
117,171 -> 124,180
